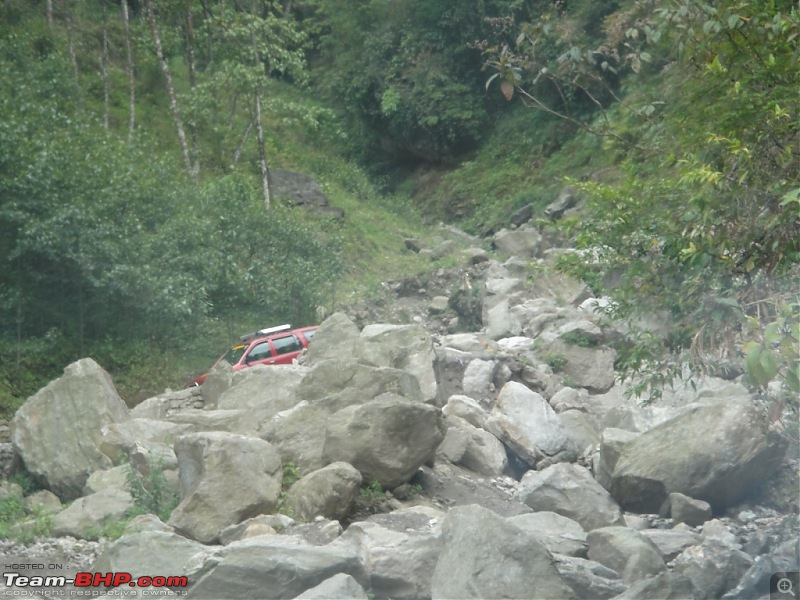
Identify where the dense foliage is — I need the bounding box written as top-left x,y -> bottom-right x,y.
0,0 -> 796,421
484,0 -> 800,408
0,1 -> 344,411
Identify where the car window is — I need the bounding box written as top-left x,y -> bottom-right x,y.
272,335 -> 302,355
247,341 -> 273,362
302,329 -> 316,342
223,344 -> 248,366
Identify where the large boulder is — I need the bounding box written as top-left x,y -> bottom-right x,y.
12,358 -> 130,499
168,432 -> 282,544
509,512 -> 588,558
672,540 -> 754,600
553,555 -> 627,600
260,401 -> 334,474
518,463 -> 625,532
186,536 -> 367,599
51,489 -> 134,540
215,364 -> 308,414
335,518 -> 441,599
302,312 -> 361,364
93,530 -> 205,581
284,462 -> 362,522
492,227 -> 543,258
609,400 -> 788,512
99,418 -> 193,464
431,504 -> 576,599
449,417 -> 508,477
586,526 -> 666,583
542,339 -> 616,394
295,359 -> 423,407
355,324 -> 438,402
485,300 -> 523,341
295,573 -> 368,600
485,381 -> 577,467
323,395 -> 444,489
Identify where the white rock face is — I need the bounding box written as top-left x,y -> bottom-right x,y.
485,381 -> 577,467
12,358 -> 130,499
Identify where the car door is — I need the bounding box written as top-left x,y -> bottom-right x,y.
269,334 -> 304,365
242,340 -> 275,368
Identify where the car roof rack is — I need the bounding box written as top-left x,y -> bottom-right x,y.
239,323 -> 292,342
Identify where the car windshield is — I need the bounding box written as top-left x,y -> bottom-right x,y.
222,344 -> 248,366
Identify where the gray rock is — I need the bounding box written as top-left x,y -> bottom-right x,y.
168,432 -> 282,544
518,463 -> 625,532
594,428 -> 640,490
549,387 -> 590,413
199,360 -> 233,409
12,358 -> 130,499
99,418 -> 193,464
295,573 -> 368,600
431,504 -> 576,599
442,394 -> 489,429
669,491 -> 713,527
218,515 -> 280,545
23,490 -> 62,515
485,300 -> 523,340
673,540 -> 754,599
641,525 -> 701,561
436,425 -> 469,464
284,462 -> 362,522
509,512 -> 588,557
92,530 -> 204,581
554,554 -> 627,600
83,465 -> 129,496
485,381 -> 577,467
587,526 -> 666,583
187,537 -> 367,599
543,339 -> 617,394
545,185 -> 581,219
295,359 -> 423,407
51,489 -> 134,540
122,514 -> 174,535
609,400 -> 787,512
429,296 -> 450,314
165,409 -> 256,435
446,416 -> 508,476
462,359 -> 497,404
323,395 -> 444,489
613,572 -> 695,599
216,364 -> 308,413
431,240 -> 455,259
356,323 -> 438,402
558,409 -> 600,455
303,312 -> 361,365
493,227 -> 543,258
335,520 -> 441,599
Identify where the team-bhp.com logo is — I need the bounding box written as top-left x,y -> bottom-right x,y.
3,566 -> 188,597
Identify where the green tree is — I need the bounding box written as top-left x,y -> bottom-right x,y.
485,0 -> 800,406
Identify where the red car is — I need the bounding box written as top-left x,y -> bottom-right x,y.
188,324 -> 317,386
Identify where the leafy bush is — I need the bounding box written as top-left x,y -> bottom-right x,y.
125,458 -> 179,523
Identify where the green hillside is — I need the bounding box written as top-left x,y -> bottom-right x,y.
0,0 -> 797,414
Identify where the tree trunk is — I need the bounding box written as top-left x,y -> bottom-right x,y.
185,0 -> 200,177
253,90 -> 271,208
100,1 -> 110,131
64,0 -> 81,102
251,2 -> 270,208
121,0 -> 136,143
46,0 -> 53,29
233,119 -> 253,164
144,0 -> 197,180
